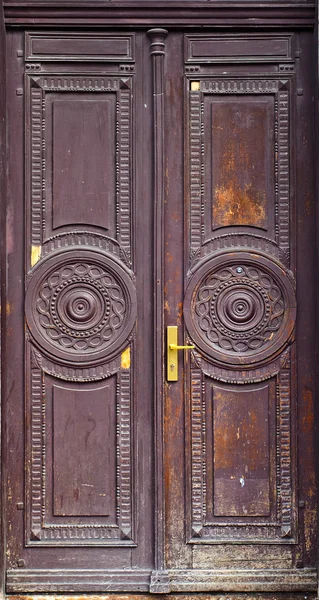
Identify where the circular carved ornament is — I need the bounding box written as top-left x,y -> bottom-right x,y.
183,252 -> 296,367
25,250 -> 137,365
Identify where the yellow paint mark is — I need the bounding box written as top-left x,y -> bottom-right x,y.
31,245 -> 41,267
6,302 -> 11,316
191,81 -> 200,91
121,347 -> 131,370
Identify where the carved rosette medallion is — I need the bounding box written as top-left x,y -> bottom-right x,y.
25,250 -> 137,365
184,252 -> 296,367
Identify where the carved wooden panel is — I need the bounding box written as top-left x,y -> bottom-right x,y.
212,384 -> 271,517
188,78 -> 291,266
27,74 -> 132,262
208,97 -> 272,231
185,33 -> 295,64
25,250 -> 136,367
187,350 -> 294,543
25,32 -> 135,62
24,62 -> 136,546
26,352 -> 134,545
51,97 -> 115,231
184,67 -> 296,545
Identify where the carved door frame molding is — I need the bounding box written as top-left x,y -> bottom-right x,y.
0,0 -> 6,596
0,1 -> 318,598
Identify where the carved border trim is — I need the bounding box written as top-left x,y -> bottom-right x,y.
118,88 -> 132,260
147,28 -> 169,588
29,365 -> 43,539
189,90 -> 202,251
30,87 -> 43,245
117,369 -> 133,538
190,363 -> 204,538
201,79 -> 279,93
278,349 -> 292,537
278,87 -> 290,260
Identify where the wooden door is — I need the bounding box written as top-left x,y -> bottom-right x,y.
5,30 -> 155,593
3,23 -> 318,597
162,30 -> 318,594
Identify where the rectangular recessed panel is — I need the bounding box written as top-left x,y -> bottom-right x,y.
52,97 -> 116,232
213,384 -> 270,517
185,34 -> 293,63
53,381 -> 116,517
26,33 -> 134,61
209,97 -> 273,230
192,545 -> 293,569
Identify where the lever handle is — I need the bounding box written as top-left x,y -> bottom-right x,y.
169,344 -> 195,350
167,326 -> 194,382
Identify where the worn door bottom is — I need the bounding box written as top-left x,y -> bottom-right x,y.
4,593 -> 318,600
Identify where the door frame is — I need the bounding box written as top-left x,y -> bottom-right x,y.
0,1 -> 318,597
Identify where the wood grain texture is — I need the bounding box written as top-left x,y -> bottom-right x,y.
52,382 -> 116,517
3,4 -> 316,29
147,27 -> 169,590
25,32 -> 135,62
212,384 -> 271,517
52,97 -> 115,233
5,595 -> 318,600
185,33 -> 295,63
182,32 -> 302,560
2,21 -> 318,596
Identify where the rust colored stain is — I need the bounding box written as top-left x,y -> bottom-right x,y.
304,507 -> 317,554
301,387 -> 314,437
212,102 -> 269,230
176,301 -> 183,326
164,300 -> 171,315
166,252 -> 173,263
305,192 -> 314,216
214,181 -> 266,228
213,387 -> 268,473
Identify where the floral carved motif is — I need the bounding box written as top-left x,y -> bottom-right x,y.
184,251 -> 296,368
26,249 -> 136,366
37,262 -> 125,351
195,265 -> 284,353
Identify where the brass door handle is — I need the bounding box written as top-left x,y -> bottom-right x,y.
169,344 -> 195,350
167,326 -> 194,382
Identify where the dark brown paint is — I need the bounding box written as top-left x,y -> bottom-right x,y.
0,4 -> 318,599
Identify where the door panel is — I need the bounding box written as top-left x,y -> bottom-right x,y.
164,31 -> 317,591
5,30 -> 154,592
184,68 -> 297,544
25,59 -> 136,548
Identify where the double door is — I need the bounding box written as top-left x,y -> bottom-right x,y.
4,27 -> 317,595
